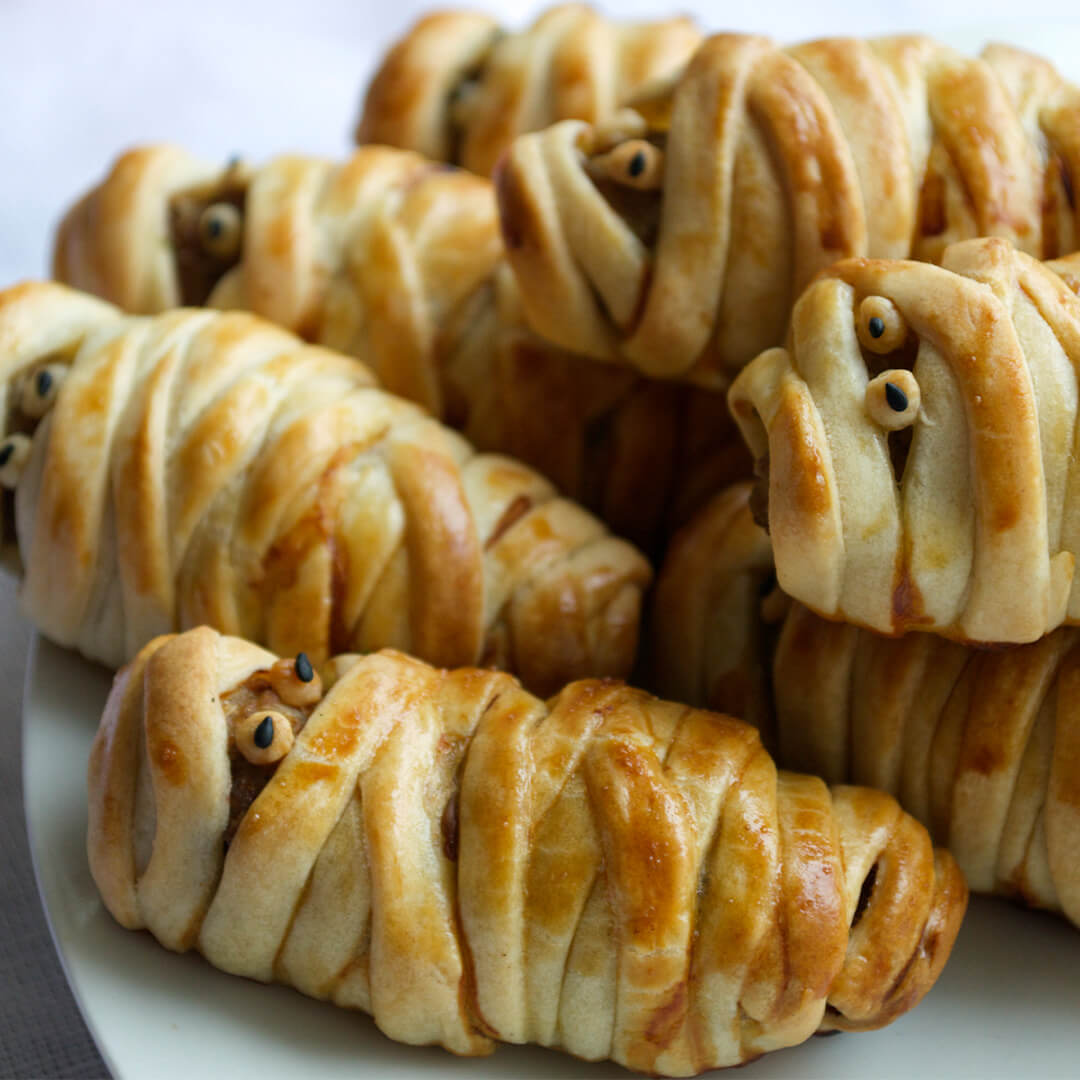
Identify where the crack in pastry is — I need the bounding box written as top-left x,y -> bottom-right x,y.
728,238 -> 1080,644
496,34 -> 1080,383
88,626 -> 967,1073
355,6 -> 702,178
0,281 -> 651,692
652,481 -> 1080,929
53,143 -> 751,556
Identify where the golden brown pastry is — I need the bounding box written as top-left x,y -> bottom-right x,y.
89,626 -> 966,1075
0,281 -> 650,692
653,483 -> 1080,927
729,239 -> 1080,645
53,143 -> 747,554
497,33 -> 1080,383
356,5 -> 702,177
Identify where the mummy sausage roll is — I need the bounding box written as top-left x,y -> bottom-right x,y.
497,33 -> 1080,383
356,5 -> 702,177
89,626 -> 966,1075
0,281 -> 650,692
653,483 -> 1080,928
53,143 -> 747,553
729,239 -> 1080,645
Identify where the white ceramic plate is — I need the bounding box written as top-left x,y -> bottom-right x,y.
23,634 -> 1080,1079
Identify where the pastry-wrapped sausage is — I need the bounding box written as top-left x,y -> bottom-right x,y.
0,282 -> 650,692
356,5 -> 702,177
89,626 -> 966,1075
653,483 -> 1080,927
729,239 -> 1080,644
498,34 -> 1080,382
53,143 -> 747,553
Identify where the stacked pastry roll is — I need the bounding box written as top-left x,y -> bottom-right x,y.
355,5 -> 703,176
496,32 -> 1080,384
53,143 -> 747,555
88,626 -> 966,1073
653,239 -> 1080,928
0,281 -> 650,693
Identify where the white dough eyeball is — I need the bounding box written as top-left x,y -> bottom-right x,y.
234,709 -> 294,765
198,202 -> 243,259
20,363 -> 67,419
865,369 -> 920,430
857,295 -> 908,354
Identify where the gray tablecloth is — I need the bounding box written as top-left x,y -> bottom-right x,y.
0,574 -> 106,1079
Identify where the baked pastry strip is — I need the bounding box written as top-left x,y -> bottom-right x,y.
497,33 -> 1080,382
54,143 -> 748,554
356,5 -> 702,177
728,240 -> 1080,643
652,482 -> 1080,927
89,626 -> 966,1075
0,282 -> 649,692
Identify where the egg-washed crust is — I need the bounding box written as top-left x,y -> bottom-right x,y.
2,281 -> 651,693
89,626 -> 966,1075
728,239 -> 1080,645
652,482 -> 1080,929
52,142 -> 751,555
497,33 -> 1080,384
356,5 -> 702,177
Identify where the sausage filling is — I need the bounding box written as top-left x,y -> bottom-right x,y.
220,657 -> 320,847
168,167 -> 248,306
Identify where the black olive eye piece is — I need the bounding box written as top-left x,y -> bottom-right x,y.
628,151 -> 646,178
0,444 -> 12,467
295,652 -> 314,683
197,202 -> 243,260
36,370 -> 53,396
868,316 -> 885,339
885,381 -> 908,412
254,715 -> 275,749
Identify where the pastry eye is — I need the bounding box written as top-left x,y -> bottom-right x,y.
235,709 -> 294,765
267,651 -> 322,707
0,433 -> 32,489
866,369 -> 920,430
20,363 -> 67,419
591,139 -> 664,190
198,202 -> 243,259
857,296 -> 907,353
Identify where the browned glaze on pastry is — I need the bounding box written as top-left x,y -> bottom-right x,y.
53,143 -> 751,555
498,34 -> 1080,383
652,481 -> 1080,929
356,6 -> 701,177
0,281 -> 650,692
88,627 -> 967,1074
728,240 -> 1080,645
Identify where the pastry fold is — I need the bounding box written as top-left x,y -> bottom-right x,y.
356,5 -> 702,177
89,626 -> 966,1075
53,143 -> 747,553
728,239 -> 1080,644
497,34 -> 1080,382
653,483 -> 1080,926
0,282 -> 649,691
